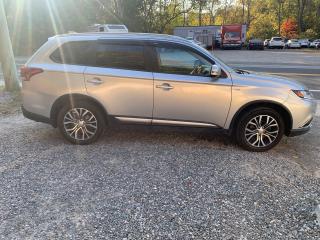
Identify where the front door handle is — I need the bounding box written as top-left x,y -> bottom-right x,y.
156,83 -> 174,90
87,77 -> 103,85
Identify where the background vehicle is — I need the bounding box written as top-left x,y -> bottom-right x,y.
221,24 -> 242,49
298,39 -> 310,48
264,39 -> 270,48
310,39 -> 320,48
286,39 -> 301,49
21,33 -> 316,151
247,39 -> 264,50
268,37 -> 285,49
88,24 -> 128,33
186,37 -> 206,48
173,25 -> 247,50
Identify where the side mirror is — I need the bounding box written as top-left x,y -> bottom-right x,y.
211,64 -> 221,78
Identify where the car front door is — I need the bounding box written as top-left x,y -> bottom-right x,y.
84,41 -> 154,124
152,44 -> 232,128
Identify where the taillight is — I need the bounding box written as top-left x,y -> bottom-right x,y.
20,67 -> 43,81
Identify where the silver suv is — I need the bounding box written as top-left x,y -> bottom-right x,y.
21,33 -> 317,151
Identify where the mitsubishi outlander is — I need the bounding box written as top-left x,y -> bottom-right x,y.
21,33 -> 317,151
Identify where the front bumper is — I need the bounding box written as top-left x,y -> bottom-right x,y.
222,43 -> 242,48
289,125 -> 311,137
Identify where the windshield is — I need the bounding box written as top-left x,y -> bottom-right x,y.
224,32 -> 240,39
272,37 -> 282,41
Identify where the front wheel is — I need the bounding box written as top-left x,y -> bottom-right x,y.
57,101 -> 106,145
236,108 -> 284,151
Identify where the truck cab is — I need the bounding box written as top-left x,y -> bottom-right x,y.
221,24 -> 242,49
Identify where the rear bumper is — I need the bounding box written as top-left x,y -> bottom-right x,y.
268,44 -> 284,48
22,105 -> 52,125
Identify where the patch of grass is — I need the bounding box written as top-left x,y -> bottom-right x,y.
0,87 -> 22,115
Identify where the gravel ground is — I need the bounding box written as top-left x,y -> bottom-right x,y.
0,107 -> 319,239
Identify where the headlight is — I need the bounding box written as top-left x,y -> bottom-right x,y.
292,90 -> 313,99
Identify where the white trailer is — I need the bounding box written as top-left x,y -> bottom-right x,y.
88,24 -> 128,33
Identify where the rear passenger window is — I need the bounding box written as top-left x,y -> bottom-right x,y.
95,44 -> 146,71
50,41 -> 92,65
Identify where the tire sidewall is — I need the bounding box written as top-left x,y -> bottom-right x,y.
57,101 -> 106,145
236,108 -> 284,152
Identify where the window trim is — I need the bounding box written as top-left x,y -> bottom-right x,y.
151,43 -> 214,77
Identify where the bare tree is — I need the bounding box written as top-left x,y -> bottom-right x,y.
241,0 -> 245,24
276,0 -> 285,35
297,0 -> 308,33
246,0 -> 251,28
222,0 -> 231,25
207,0 -> 218,24
192,0 -> 208,26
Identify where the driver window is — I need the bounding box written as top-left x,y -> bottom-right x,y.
156,47 -> 212,77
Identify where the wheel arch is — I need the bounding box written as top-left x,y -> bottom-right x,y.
228,100 -> 293,136
50,94 -> 108,127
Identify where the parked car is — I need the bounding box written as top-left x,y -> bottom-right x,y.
298,39 -> 310,48
268,37 -> 285,49
286,39 -> 301,49
264,39 -> 270,47
247,39 -> 264,50
310,39 -> 320,48
21,33 -> 317,151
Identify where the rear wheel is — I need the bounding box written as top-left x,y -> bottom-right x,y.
236,108 -> 284,151
57,101 -> 106,145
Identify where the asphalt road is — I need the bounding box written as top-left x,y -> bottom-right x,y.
214,49 -> 320,99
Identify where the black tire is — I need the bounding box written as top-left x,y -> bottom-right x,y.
57,101 -> 106,145
235,108 -> 284,152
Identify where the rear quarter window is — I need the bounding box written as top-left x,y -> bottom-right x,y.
95,44 -> 146,71
50,41 -> 93,65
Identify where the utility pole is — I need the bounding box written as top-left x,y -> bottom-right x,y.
0,0 -> 20,91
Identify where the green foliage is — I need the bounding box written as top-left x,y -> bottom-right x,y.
301,29 -> 319,39
247,14 -> 277,39
3,0 -> 320,55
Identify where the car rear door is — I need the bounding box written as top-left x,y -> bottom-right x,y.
84,40 -> 154,123
151,43 -> 232,128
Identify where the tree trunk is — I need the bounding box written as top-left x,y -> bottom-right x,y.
0,0 -> 20,91
199,3 -> 202,26
241,0 -> 245,24
246,0 -> 251,28
183,0 -> 186,26
278,1 -> 281,35
297,0 -> 306,33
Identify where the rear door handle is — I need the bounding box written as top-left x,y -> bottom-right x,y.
156,83 -> 174,90
87,77 -> 103,85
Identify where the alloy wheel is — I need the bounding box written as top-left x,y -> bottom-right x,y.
63,108 -> 98,141
244,115 -> 279,148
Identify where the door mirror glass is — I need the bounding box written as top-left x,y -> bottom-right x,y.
211,64 -> 221,78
